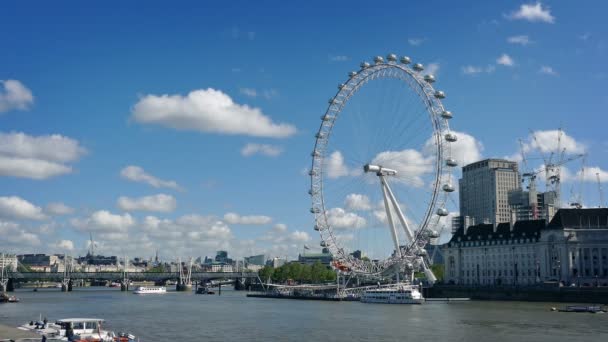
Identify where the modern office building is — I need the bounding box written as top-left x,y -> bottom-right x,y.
0,254 -> 18,271
244,254 -> 265,266
442,208 -> 608,286
508,188 -> 558,222
298,248 -> 333,267
459,159 -> 520,225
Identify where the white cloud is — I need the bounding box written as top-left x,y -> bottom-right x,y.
522,130 -> 586,155
72,210 -> 135,233
345,193 -> 372,211
46,202 -> 74,215
508,35 -> 532,45
371,149 -> 433,187
329,55 -> 349,62
223,212 -> 272,225
0,220 -> 41,247
0,80 -> 34,113
120,165 -> 183,191
507,2 -> 555,23
462,65 -> 495,75
117,194 -> 176,213
0,132 -> 86,179
273,223 -> 287,233
575,166 -> 608,183
408,38 -> 425,46
0,196 -> 46,220
326,207 -> 367,230
239,88 -> 257,98
539,66 -> 558,76
241,143 -> 283,157
288,230 -> 311,243
425,63 -> 440,76
49,239 -> 74,251
445,131 -> 484,166
131,88 -> 296,138
326,151 -> 360,179
497,54 -> 515,67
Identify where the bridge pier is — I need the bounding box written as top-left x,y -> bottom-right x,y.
121,282 -> 129,291
61,280 -> 73,292
176,282 -> 192,292
5,278 -> 14,292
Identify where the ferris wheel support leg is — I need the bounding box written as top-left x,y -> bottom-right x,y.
380,176 -> 402,258
381,177 -> 416,243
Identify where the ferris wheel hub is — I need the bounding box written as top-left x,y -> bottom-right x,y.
363,164 -> 397,176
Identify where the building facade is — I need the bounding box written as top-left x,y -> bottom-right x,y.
459,159 -> 520,225
442,208 -> 608,286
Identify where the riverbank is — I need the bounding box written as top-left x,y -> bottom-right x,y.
427,285 -> 608,304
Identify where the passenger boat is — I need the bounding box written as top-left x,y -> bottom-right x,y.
196,286 -> 215,294
557,305 -> 605,313
360,283 -> 424,304
0,293 -> 20,303
18,318 -> 136,341
132,286 -> 166,294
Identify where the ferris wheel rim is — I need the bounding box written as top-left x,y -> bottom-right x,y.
309,56 -> 456,276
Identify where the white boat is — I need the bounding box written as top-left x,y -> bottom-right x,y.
360,283 -> 424,304
18,317 -> 136,341
133,286 -> 166,294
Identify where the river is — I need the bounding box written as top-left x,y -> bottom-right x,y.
1,287 -> 607,341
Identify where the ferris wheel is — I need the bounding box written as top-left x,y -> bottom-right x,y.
309,54 -> 458,279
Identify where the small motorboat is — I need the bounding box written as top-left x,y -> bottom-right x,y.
1,293 -> 20,303
557,305 -> 605,313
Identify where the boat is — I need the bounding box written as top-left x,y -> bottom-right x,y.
557,305 -> 605,313
18,317 -> 137,341
132,286 -> 166,294
196,287 -> 215,295
360,283 -> 424,304
0,293 -> 20,303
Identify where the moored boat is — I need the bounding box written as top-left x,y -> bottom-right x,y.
360,283 -> 424,304
18,317 -> 137,341
133,286 -> 166,294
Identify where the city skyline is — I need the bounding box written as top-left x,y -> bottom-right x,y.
1,1 -> 607,260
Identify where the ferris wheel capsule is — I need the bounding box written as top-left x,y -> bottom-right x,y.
373,56 -> 384,64
311,150 -> 320,157
445,158 -> 458,167
413,63 -> 424,71
338,83 -> 345,90
400,56 -> 411,64
315,132 -> 325,139
442,184 -> 455,192
436,208 -> 449,216
310,207 -> 321,214
416,249 -> 428,257
386,53 -> 398,62
321,114 -> 333,121
441,110 -> 453,119
349,71 -> 358,77
445,133 -> 458,142
360,62 -> 370,69
427,230 -> 440,239
424,75 -> 436,83
320,241 -> 328,247
434,91 -> 446,99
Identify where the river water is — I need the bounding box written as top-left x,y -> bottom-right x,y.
1,287 -> 607,341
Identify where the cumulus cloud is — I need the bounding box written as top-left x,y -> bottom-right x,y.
425,63 -> 440,76
508,35 -> 532,45
0,132 -> 86,179
120,165 -> 183,191
273,223 -> 287,233
143,214 -> 232,242
371,149 -> 433,187
239,88 -> 257,98
575,166 -> 608,183
46,202 -> 74,215
496,54 -> 515,67
521,129 -> 586,155
444,131 -> 484,166
539,66 -> 558,76
288,230 -> 311,243
329,55 -> 349,62
117,194 -> 176,213
326,207 -> 367,230
345,193 -> 372,211
241,143 -> 283,157
0,196 -> 46,220
0,220 -> 41,247
507,2 -> 555,23
223,212 -> 272,225
326,151 -> 360,179
0,80 -> 34,113
49,239 -> 74,251
131,88 -> 296,138
71,210 -> 135,234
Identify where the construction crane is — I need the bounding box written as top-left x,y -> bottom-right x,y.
569,155 -> 586,209
598,173 -> 605,208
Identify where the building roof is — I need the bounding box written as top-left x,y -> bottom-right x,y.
449,219 -> 545,243
547,208 -> 608,229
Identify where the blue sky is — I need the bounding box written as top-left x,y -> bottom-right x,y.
0,1 -> 607,261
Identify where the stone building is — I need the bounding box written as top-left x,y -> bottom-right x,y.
442,208 -> 608,286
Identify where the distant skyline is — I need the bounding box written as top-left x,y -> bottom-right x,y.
0,1 -> 606,260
